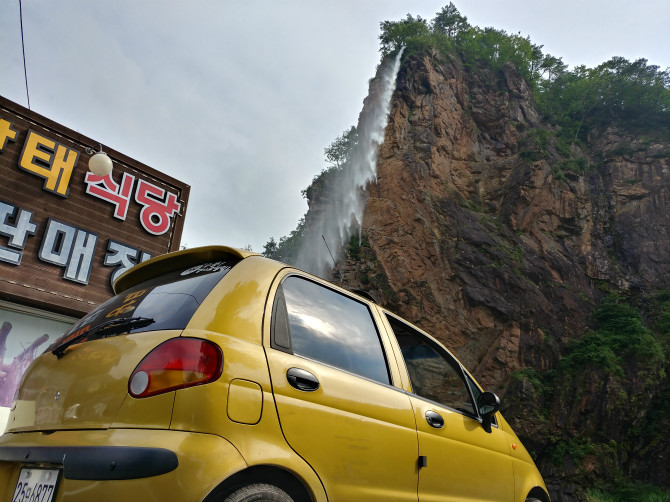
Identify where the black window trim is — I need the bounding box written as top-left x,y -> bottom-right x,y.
463,370 -> 499,428
269,273 -> 393,386
270,282 -> 292,353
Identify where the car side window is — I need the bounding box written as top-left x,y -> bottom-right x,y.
272,276 -> 390,385
386,315 -> 476,416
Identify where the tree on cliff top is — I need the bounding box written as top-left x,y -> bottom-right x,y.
545,57 -> 670,139
432,3 -> 469,38
378,14 -> 433,57
379,3 -> 670,140
378,3 -> 563,85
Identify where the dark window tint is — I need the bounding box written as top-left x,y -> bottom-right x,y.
387,315 -> 475,415
50,260 -> 237,351
276,276 -> 389,384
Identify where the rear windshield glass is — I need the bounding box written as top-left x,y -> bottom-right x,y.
48,259 -> 237,351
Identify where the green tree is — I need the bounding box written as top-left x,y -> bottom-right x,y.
262,218 -> 306,265
432,3 -> 469,37
263,237 -> 279,260
378,14 -> 430,56
324,126 -> 357,168
540,57 -> 670,143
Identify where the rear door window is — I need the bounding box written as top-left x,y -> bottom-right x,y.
386,314 -> 477,416
272,276 -> 390,385
49,260 -> 237,351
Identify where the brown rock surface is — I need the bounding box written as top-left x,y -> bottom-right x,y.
327,52 -> 670,498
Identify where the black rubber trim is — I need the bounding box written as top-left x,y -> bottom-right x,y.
0,445 -> 178,480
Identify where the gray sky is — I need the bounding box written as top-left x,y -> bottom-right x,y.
2,0 -> 668,252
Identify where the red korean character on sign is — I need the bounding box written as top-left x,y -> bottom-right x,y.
134,179 -> 181,235
85,172 -> 136,220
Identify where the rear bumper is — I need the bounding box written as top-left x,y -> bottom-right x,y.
0,428 -> 247,502
0,445 -> 178,480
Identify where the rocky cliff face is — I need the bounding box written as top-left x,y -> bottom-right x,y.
313,50 -> 670,500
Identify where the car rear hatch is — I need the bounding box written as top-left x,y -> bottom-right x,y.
6,246 -> 248,433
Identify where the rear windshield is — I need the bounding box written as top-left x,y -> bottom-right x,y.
48,259 -> 237,352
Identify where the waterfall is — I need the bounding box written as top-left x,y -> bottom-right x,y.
297,48 -> 404,277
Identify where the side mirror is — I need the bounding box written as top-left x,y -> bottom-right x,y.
477,391 -> 500,433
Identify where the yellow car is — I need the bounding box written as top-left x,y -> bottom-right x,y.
0,246 -> 549,502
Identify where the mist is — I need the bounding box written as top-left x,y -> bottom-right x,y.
296,49 -> 404,277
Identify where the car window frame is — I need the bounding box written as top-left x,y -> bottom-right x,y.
383,312 -> 485,422
270,273 -> 393,386
463,370 -> 498,428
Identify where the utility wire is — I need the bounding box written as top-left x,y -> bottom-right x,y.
322,235 -> 343,282
19,0 -> 31,109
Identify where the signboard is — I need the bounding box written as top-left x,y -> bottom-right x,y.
0,96 -> 190,317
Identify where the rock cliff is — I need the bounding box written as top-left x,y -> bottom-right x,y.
310,50 -> 670,500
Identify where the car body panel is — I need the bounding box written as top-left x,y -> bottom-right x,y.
187,255 -> 284,346
497,414 -> 549,501
376,310 -> 518,501
8,330 -> 179,432
261,270 -> 420,500
266,348 -> 419,501
410,395 -> 515,501
0,428 -> 247,502
0,246 -> 548,502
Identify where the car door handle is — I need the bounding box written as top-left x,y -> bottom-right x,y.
425,410 -> 444,429
286,368 -> 320,392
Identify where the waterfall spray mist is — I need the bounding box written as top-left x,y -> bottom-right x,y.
297,48 -> 404,277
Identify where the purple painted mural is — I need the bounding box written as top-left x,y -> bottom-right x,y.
0,321 -> 51,407
0,308 -> 73,420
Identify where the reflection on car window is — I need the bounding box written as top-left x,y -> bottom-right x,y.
276,276 -> 390,385
386,315 -> 475,415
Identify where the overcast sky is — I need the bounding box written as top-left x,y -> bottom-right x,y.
2,0 -> 668,253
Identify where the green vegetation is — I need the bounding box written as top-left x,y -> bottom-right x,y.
263,127 -> 357,262
547,437 -> 595,467
301,127 -> 357,202
560,298 -> 665,376
378,3 -> 670,147
586,484 -> 670,502
509,292 -> 670,496
652,290 -> 670,348
267,2 -> 669,257
262,217 -> 305,265
511,367 -> 556,401
519,128 -> 552,160
541,58 -> 670,144
264,10 -> 670,496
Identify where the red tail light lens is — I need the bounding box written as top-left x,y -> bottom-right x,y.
129,338 -> 223,398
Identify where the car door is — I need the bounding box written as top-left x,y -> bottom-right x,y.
384,314 -> 515,502
264,275 -> 419,501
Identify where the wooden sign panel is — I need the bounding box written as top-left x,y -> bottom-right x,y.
0,96 -> 190,316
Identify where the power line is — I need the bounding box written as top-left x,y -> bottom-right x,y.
19,0 -> 30,109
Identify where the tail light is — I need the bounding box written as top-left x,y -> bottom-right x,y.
129,338 -> 223,398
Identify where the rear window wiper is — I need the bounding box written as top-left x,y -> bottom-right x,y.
93,316 -> 155,337
52,317 -> 155,359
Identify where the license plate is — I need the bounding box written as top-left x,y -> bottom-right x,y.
12,468 -> 60,502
